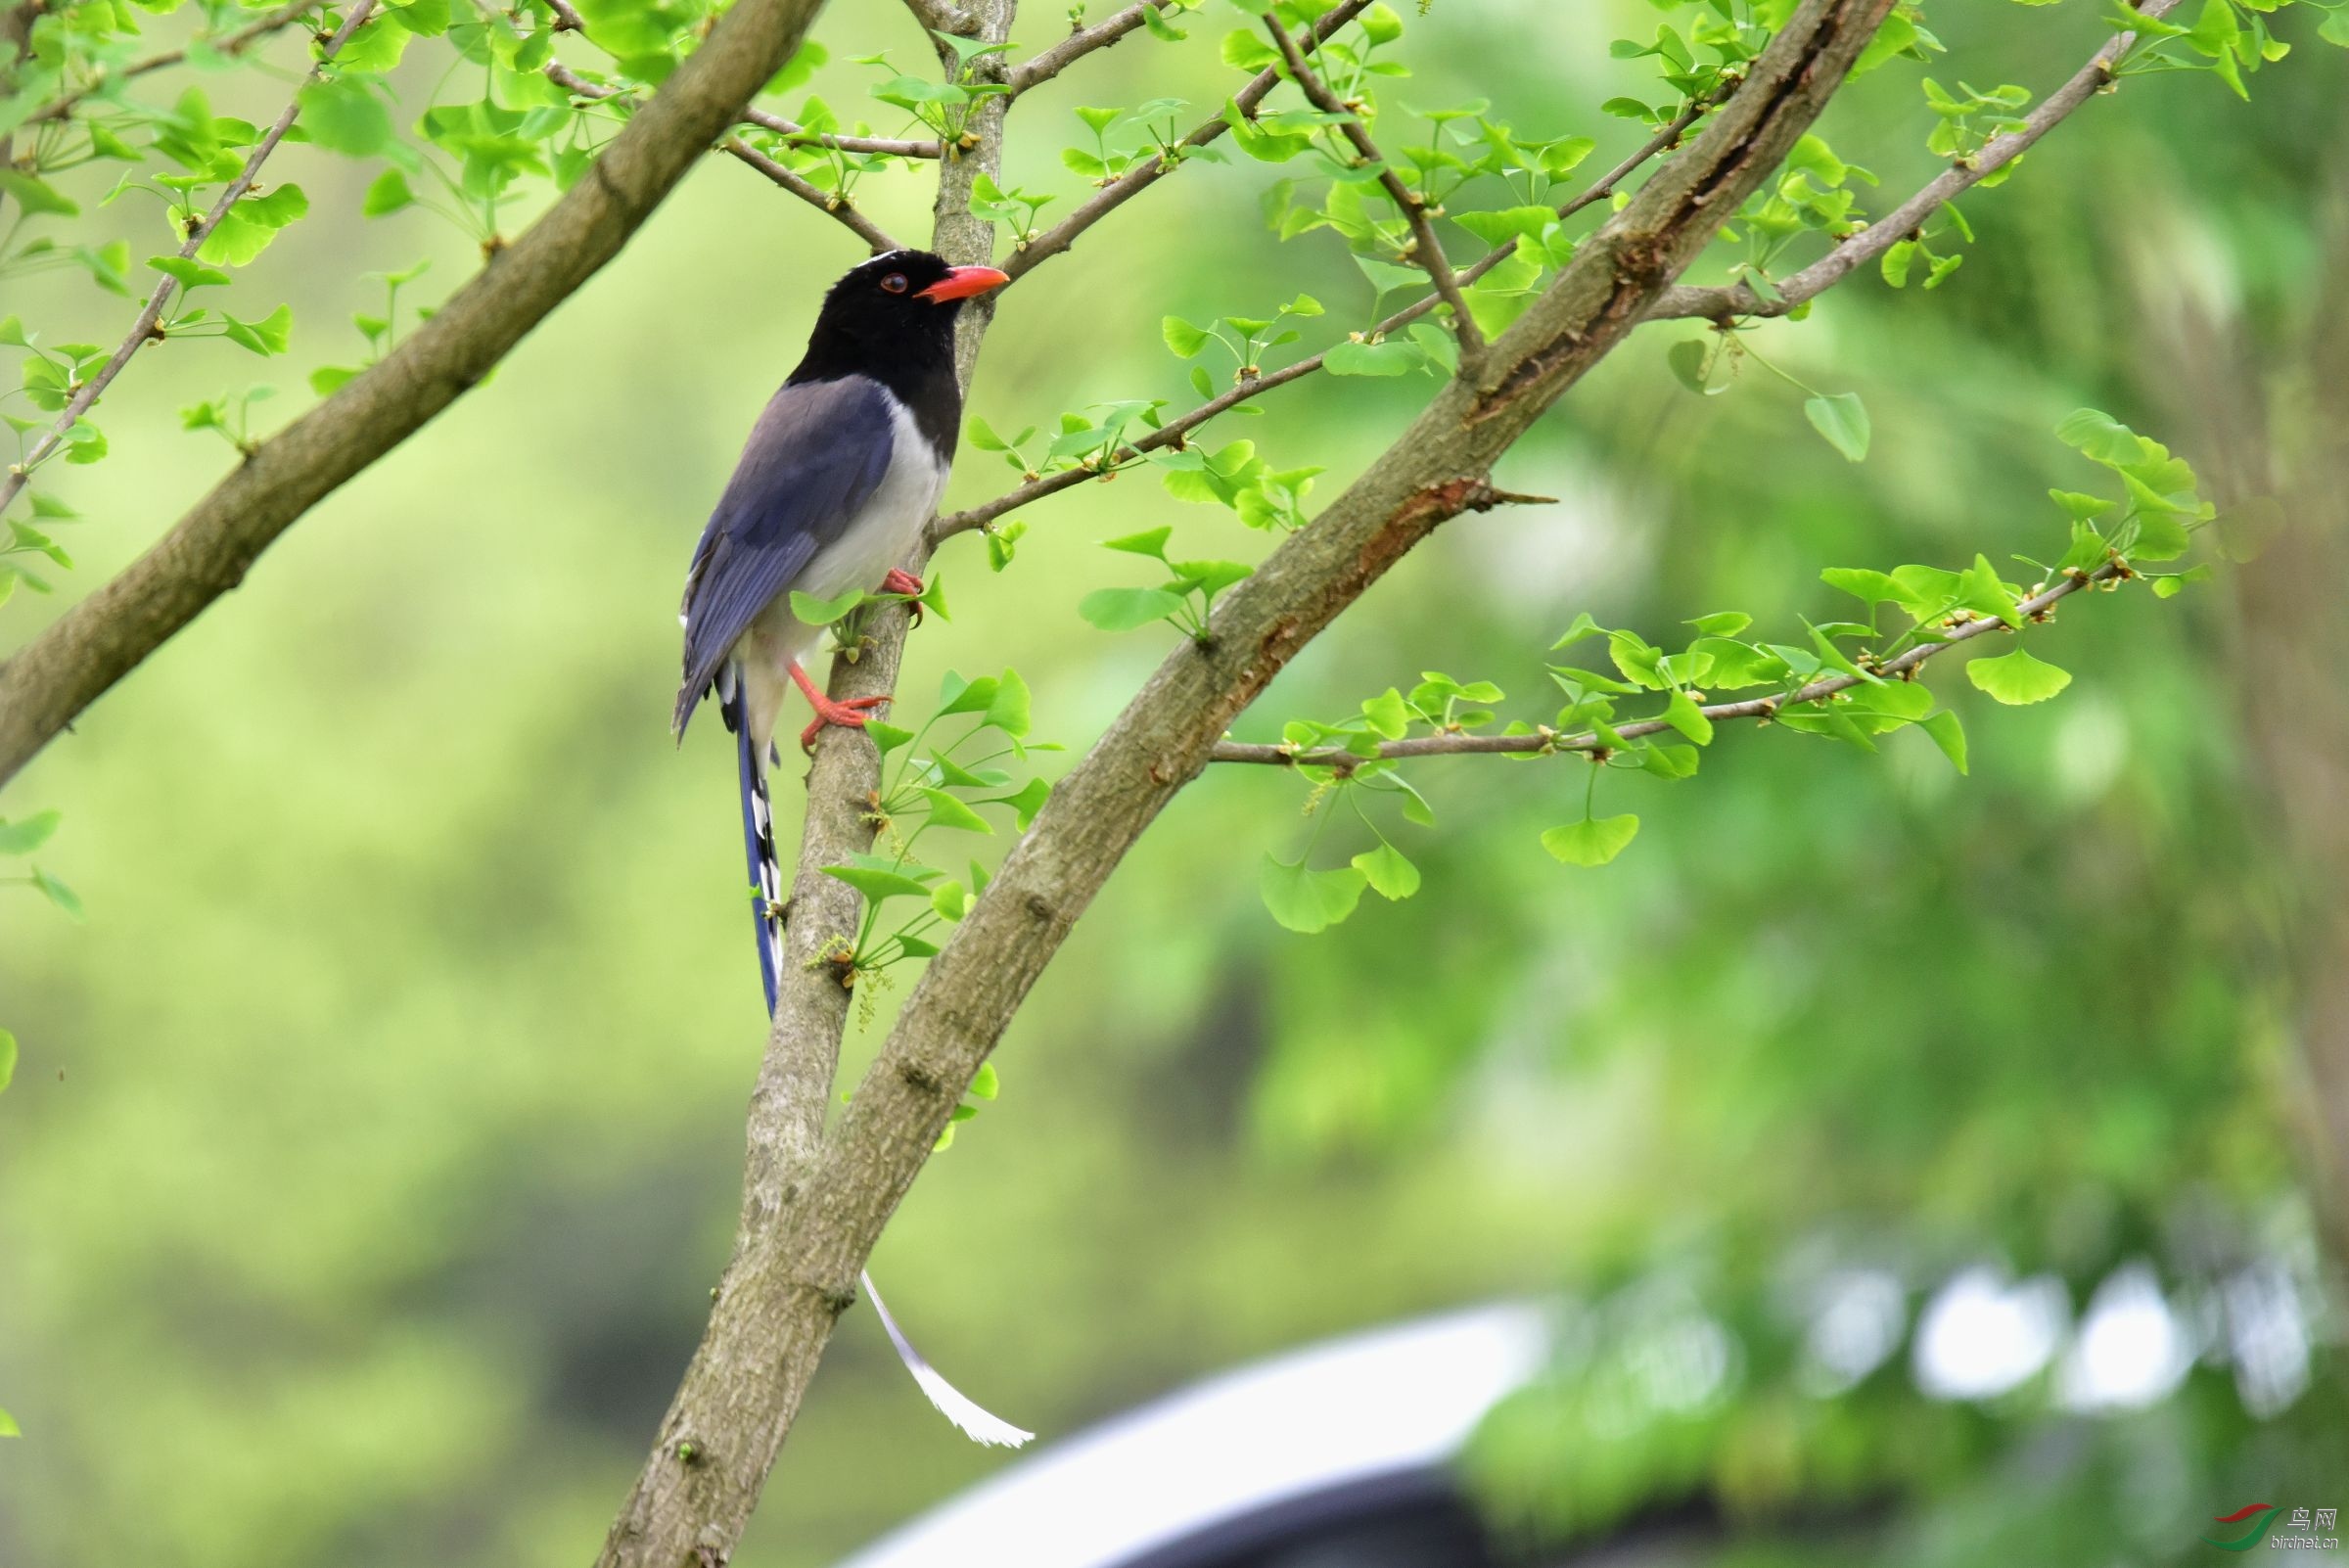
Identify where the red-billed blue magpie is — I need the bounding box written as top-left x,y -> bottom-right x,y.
673,250 -> 1030,1448
674,248 -> 1007,1003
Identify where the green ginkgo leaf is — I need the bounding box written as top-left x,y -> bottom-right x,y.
1542,813 -> 1640,867
1259,854 -> 1366,933
1351,842 -> 1420,900
1966,647 -> 2071,705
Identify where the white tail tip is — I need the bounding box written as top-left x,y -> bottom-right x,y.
861,1269 -> 1034,1449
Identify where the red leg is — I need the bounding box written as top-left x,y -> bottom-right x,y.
788,661 -> 891,752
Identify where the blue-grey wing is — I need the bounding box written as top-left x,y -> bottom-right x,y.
673,376 -> 897,736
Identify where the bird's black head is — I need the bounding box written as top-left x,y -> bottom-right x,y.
790,250 -> 1009,395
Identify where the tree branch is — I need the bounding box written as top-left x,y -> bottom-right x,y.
741,104 -> 941,159
939,0 -> 2149,547
1650,0 -> 2185,323
1265,10 -> 1484,362
0,0 -> 381,518
1004,0 -> 1176,97
598,5 -> 1890,1561
21,0 -> 327,127
590,4 -> 1019,1563
932,79 -> 1724,544
723,137 -> 902,252
1002,0 -> 1372,280
1211,562 -> 2125,767
0,0 -> 836,790
539,0 -> 586,31
546,61 -> 942,157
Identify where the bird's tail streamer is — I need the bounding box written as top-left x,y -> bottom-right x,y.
720,671 -> 785,1011
861,1268 -> 1035,1448
721,667 -> 1032,1451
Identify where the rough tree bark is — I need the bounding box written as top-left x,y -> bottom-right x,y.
593,3 -> 1896,1563
0,0 -> 835,788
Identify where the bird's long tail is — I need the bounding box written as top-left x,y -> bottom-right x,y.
721,672 -> 785,1010
720,667 -> 1032,1451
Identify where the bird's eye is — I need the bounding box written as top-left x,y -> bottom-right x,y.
880,273 -> 909,294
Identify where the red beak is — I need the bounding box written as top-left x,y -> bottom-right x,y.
919,265 -> 1011,302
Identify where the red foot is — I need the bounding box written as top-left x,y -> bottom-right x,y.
799,694 -> 890,752
881,568 -> 927,625
788,660 -> 890,752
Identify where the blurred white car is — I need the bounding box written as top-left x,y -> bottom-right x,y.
837,1305 -> 1552,1568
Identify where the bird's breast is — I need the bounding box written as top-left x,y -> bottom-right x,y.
794,398 -> 951,605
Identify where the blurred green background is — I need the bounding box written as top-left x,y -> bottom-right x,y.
4,1 -> 2347,1563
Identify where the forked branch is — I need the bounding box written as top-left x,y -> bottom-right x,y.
1653,0 -> 2185,322
1004,0 -> 1373,279
723,138 -> 903,252
1265,10 -> 1484,361
21,0 -> 326,127
596,8 -> 1893,1568
1006,0 -> 1181,96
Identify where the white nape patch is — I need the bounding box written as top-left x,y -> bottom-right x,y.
863,1268 -> 1034,1449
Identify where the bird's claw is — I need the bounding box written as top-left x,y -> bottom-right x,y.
800,693 -> 892,752
881,568 -> 927,625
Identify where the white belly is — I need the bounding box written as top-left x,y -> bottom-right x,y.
734,398 -> 948,752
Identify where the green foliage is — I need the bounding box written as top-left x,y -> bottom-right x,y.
1670,325 -> 1873,461
0,0 -> 2334,1552
1078,523 -> 1252,641
2,797 -> 68,1455
1542,810 -> 1639,867
816,669 -> 1055,998
2112,0 -> 2319,97
0,808 -> 79,919
1240,411 -> 2206,929
1966,645 -> 2072,705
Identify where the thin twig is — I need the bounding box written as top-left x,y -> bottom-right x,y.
540,0 -> 586,31
932,356 -> 1312,545
723,138 -> 902,252
1211,564 -> 2125,767
945,3 -> 2160,544
546,61 -> 943,157
1558,88 -> 1722,221
1005,0 -> 1178,97
1265,11 -> 1484,362
0,0 -> 378,514
23,0 -> 325,127
1004,0 -> 1373,280
932,69 -> 1718,543
1651,0 -> 2185,322
741,105 -> 940,159
544,59 -> 616,98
